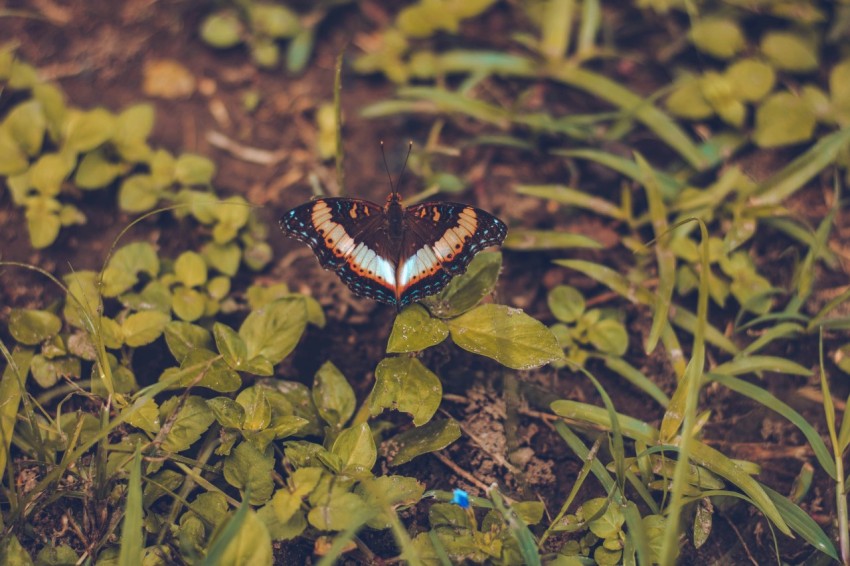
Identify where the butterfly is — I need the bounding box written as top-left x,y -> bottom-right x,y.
279,189 -> 507,309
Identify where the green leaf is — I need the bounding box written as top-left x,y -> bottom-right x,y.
175,153 -> 216,185
387,304 -> 449,353
62,107 -> 116,153
208,396 -> 246,429
761,32 -> 818,72
118,449 -> 143,566
307,492 -> 369,531
666,77 -> 713,120
370,357 -> 442,426
424,251 -> 503,317
727,59 -> 775,102
503,229 -> 602,251
0,349 -> 33,476
250,3 -> 300,38
384,418 -> 461,466
166,348 -> 241,392
213,196 -> 250,244
331,422 -> 377,473
355,475 -> 425,529
214,322 -> 248,370
689,18 -> 744,59
0,127 -> 29,175
31,354 -> 80,388
164,321 -> 213,361
102,241 -> 160,297
75,149 -> 125,189
202,242 -> 242,276
118,174 -> 161,213
447,304 -> 563,369
8,309 -> 62,345
160,395 -> 216,453
240,298 -> 308,365
582,498 -> 624,539
548,285 -> 585,323
175,251 -> 208,288
35,544 -> 78,565
312,361 -> 355,428
224,441 -> 275,505
63,270 -> 102,329
217,509 -> 273,566
25,197 -> 61,249
237,386 -> 272,431
113,103 -> 154,161
4,99 -> 46,156
172,286 -> 206,322
0,534 -> 35,566
28,151 -> 76,196
753,92 -> 817,148
200,11 -> 245,48
121,310 -> 170,347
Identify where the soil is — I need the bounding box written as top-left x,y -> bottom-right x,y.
0,1 -> 846,564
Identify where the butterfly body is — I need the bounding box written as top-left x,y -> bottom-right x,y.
280,192 -> 506,308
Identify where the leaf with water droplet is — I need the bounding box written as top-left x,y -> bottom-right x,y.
384,418 -> 461,466
370,357 -> 442,426
387,304 -> 448,353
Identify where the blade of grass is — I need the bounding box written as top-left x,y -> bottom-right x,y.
540,0 -> 575,60
515,184 -> 627,220
199,495 -> 250,566
0,347 -> 34,482
597,354 -> 669,407
712,356 -> 810,377
489,486 -> 541,566
636,152 -> 675,353
503,229 -> 602,251
118,447 -> 144,566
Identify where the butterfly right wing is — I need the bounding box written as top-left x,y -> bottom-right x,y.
279,198 -> 399,305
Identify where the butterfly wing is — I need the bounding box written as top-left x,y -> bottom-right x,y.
397,202 -> 507,307
280,198 -> 399,305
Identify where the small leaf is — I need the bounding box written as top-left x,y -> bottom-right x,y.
726,59 -> 775,102
75,149 -> 124,189
172,286 -> 206,322
207,396 -> 246,429
62,107 -> 116,152
28,151 -> 76,196
370,357 -> 442,426
113,103 -> 155,160
200,11 -> 244,48
237,386 -> 272,431
312,362 -> 355,428
355,476 -> 425,529
666,78 -> 713,119
387,304 -> 448,353
122,311 -> 170,347
250,3 -> 300,38
159,396 -> 216,453
102,241 -> 160,297
307,492 -> 369,531
223,442 -> 275,505
384,418 -> 461,466
8,309 -> 62,345
587,318 -> 629,356
689,18 -> 744,59
175,251 -> 208,288
761,32 -> 818,73
119,174 -> 160,213
239,299 -> 308,364
0,127 -> 29,175
164,321 -> 213,361
547,285 -> 585,323
214,323 -> 248,370
142,59 -> 196,100
332,422 -> 377,473
754,92 -> 816,148
25,197 -> 61,249
217,509 -> 273,566
447,304 -> 563,369
175,153 -> 215,185
4,99 -> 46,156
202,242 -> 242,276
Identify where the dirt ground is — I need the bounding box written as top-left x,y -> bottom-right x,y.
0,1 -> 844,563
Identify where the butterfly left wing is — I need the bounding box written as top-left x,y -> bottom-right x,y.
397,202 -> 507,307
280,198 -> 399,305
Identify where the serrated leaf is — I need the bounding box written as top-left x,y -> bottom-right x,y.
312,361 -> 355,428
387,304 -> 448,353
167,348 -> 241,392
370,357 -> 442,426
213,322 -> 247,371
384,418 -> 461,466
447,304 -> 563,369
207,397 -> 246,429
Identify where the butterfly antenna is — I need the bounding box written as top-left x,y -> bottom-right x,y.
396,141 -> 413,197
380,141 -> 396,198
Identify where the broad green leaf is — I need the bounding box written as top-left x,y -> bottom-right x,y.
237,386 -> 272,431
75,149 -> 125,189
25,196 -> 61,248
355,475 -> 425,529
582,498 -> 624,539
124,398 -> 160,434
384,418 -> 461,466
370,356 -> 442,426
689,17 -> 744,59
207,396 -> 246,429
160,395 -> 216,453
387,304 -> 448,352
223,441 -> 275,505
214,322 -> 247,370
0,534 -> 34,566
29,151 -> 75,196
548,285 -> 585,323
666,77 -> 713,119
202,242 -> 242,276
8,309 -> 61,345
0,349 -> 33,478
118,174 -> 160,213
217,509 -> 273,566
175,153 -> 215,186
175,251 -> 208,288
250,3 -> 300,38
761,32 -> 818,72
240,298 -> 308,364
213,196 -> 250,244
113,103 -> 154,160
172,286 -> 206,322
102,241 -> 160,297
31,354 -> 80,388
166,348 -> 241,392
307,492 -> 369,531
122,311 -> 170,347
163,321 -> 213,361
4,99 -> 46,156
447,304 -> 563,369
727,59 -> 775,102
0,127 -> 29,175
753,92 -> 816,148
63,107 -> 116,152
312,361 -> 355,428
331,422 -> 377,473
425,251 -> 503,317
32,82 -> 67,141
